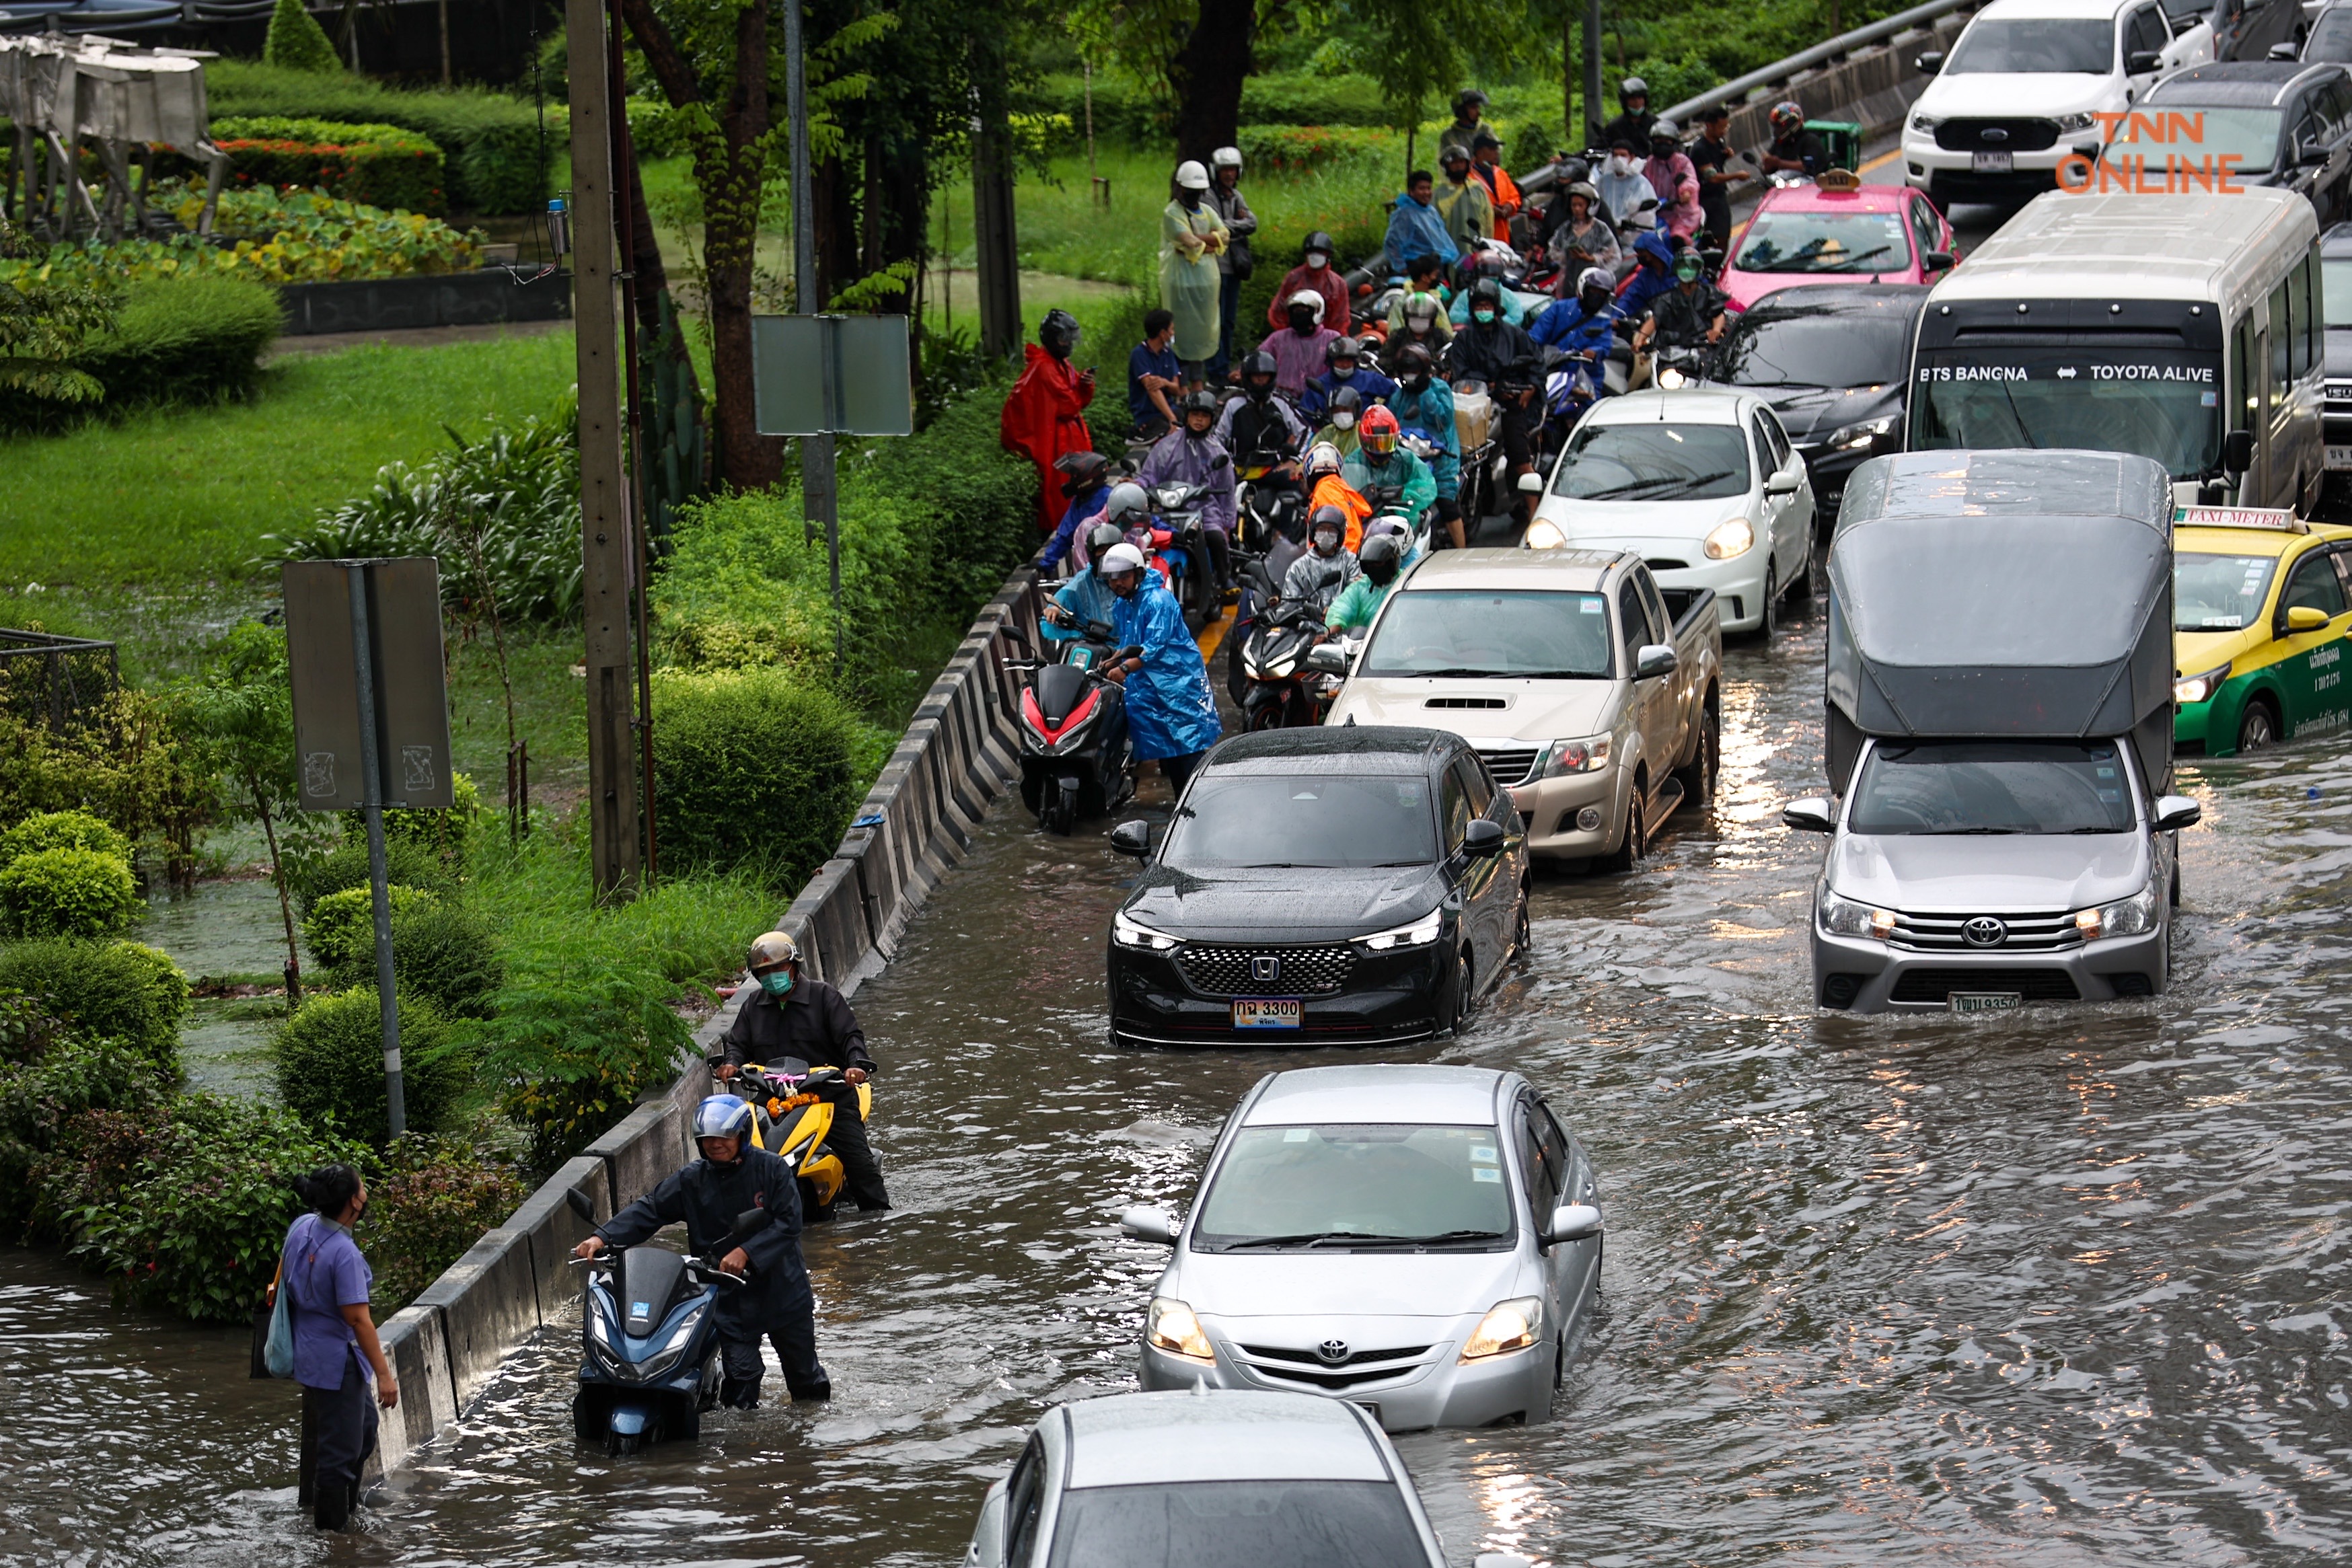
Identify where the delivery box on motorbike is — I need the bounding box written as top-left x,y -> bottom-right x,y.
1453,384 -> 1496,449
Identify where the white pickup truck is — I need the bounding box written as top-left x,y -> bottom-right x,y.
1320,548 -> 1723,868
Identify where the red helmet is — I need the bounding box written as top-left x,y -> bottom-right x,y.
1359,404 -> 1400,456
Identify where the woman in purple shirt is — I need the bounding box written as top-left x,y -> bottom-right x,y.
270,1164 -> 398,1531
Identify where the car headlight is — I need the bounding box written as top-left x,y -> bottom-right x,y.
1824,416 -> 1897,451
1910,112 -> 1942,133
2174,663 -> 2230,705
1147,1296 -> 1214,1361
1703,517 -> 1755,560
1539,734 -> 1611,776
2076,881 -> 2158,940
1460,1296 -> 1543,1361
1524,517 -> 1567,550
1113,911 -> 1181,950
1818,889 -> 1896,940
1359,908 -> 1444,950
2055,111 -> 2096,133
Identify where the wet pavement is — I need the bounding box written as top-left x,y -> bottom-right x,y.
7,598 -> 2350,1566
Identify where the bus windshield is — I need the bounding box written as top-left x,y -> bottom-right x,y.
1909,348 -> 2221,478
2325,258 -> 2352,328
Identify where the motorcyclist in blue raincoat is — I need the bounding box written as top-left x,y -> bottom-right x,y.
1100,542 -> 1223,797
1298,336 -> 1399,423
1616,231 -> 1681,325
1044,523 -> 1130,641
1385,342 -> 1463,549
1039,450 -> 1111,574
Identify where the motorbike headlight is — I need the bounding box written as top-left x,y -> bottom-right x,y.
1703,517 -> 1755,560
1656,365 -> 1689,391
1156,487 -> 1186,507
1460,1296 -> 1543,1361
2174,663 -> 2230,705
1910,112 -> 1942,133
1540,734 -> 1611,776
1524,517 -> 1568,550
1113,911 -> 1181,951
2055,111 -> 2096,133
589,1309 -> 614,1349
1147,1296 -> 1214,1361
1266,655 -> 1297,679
2077,881 -> 2158,940
1824,416 -> 1897,451
1359,908 -> 1444,950
1819,889 -> 1896,940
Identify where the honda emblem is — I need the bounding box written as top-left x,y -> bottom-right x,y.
1250,955 -> 1280,983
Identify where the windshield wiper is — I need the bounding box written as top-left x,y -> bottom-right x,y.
1215,1231 -> 1389,1250
1345,1229 -> 1510,1248
1407,666 -> 1504,678
1923,826 -> 2022,835
1509,669 -> 1606,679
2065,825 -> 2130,833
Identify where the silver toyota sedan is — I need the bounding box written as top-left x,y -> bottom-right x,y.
1122,1064 -> 1603,1431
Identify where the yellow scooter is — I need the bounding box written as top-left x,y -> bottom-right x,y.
735,1059 -> 872,1221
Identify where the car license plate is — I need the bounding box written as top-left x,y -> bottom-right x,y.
1949,992 -> 2022,1014
2327,445 -> 2352,471
1232,998 -> 1301,1029
1971,151 -> 2013,174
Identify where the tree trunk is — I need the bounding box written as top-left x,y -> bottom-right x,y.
812,151 -> 859,311
1170,0 -> 1257,167
252,783 -> 300,1008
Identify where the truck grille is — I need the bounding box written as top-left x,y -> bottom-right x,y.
1887,909 -> 2083,952
1476,747 -> 1541,785
1178,944 -> 1355,996
1889,967 -> 2082,1003
1934,117 -> 2060,153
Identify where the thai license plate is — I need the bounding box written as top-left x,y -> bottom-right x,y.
1949,992 -> 2022,1014
1231,998 -> 1302,1029
1971,151 -> 2013,174
2326,445 -> 2352,471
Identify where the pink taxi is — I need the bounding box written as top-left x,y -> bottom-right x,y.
1719,173 -> 1960,310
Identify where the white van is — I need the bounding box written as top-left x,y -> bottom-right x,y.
1907,188 -> 2324,510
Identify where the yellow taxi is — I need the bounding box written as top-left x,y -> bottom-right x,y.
2172,507 -> 2352,756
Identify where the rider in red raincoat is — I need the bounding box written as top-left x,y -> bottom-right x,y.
1000,309 -> 1097,529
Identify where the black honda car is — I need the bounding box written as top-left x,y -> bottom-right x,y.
1711,284 -> 1930,534
1105,727 -> 1529,1048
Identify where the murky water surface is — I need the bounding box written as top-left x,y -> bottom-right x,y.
9,603 -> 2350,1566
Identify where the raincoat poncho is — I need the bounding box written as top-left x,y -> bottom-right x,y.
1001,346 -> 1093,528
1342,446 -> 1437,526
1110,576 -> 1223,761
1387,376 -> 1459,494
1159,198 -> 1229,363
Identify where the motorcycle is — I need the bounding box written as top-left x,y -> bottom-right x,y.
737,1058 -> 877,1221
567,1191 -> 770,1455
1448,377 -> 1506,525
1004,621 -> 1141,835
1146,478 -> 1220,629
1651,340 -> 1709,391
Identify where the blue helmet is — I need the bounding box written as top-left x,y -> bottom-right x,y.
694,1094 -> 754,1144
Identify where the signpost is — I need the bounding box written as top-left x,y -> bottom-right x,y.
282,558 -> 454,1139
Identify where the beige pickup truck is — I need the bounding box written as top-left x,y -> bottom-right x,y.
1321,548 -> 1722,866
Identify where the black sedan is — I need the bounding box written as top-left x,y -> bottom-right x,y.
1105,727 -> 1529,1048
1710,285 -> 1929,535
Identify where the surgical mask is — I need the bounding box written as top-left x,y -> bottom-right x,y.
1313,531 -> 1341,554
760,969 -> 795,997
1473,307 -> 1497,324
1306,251 -> 1329,269
1609,153 -> 1638,176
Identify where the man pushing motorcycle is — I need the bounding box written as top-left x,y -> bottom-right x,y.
716,931 -> 888,1212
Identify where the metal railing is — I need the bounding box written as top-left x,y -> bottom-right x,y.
0,628 -> 119,732
1660,0 -> 1985,124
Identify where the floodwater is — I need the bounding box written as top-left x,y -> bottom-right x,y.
8,600 -> 2351,1567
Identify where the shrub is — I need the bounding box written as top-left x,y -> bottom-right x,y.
0,810 -> 131,865
276,985 -> 468,1145
0,940 -> 189,1070
357,770 -> 485,878
0,1035 -> 145,1226
1237,124 -> 1393,176
71,275 -> 282,414
210,116 -> 447,216
293,835 -> 455,918
301,883 -> 439,973
303,885 -> 501,1016
0,687 -> 215,883
0,848 -> 142,940
357,1134 -> 525,1310
263,0 -> 342,74
649,667 -> 862,887
474,959 -> 693,1175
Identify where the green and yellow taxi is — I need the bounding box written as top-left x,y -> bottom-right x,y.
2172,507 -> 2352,756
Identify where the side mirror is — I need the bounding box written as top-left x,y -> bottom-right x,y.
1463,818 -> 1506,855
2152,794 -> 2203,832
1515,470 -> 1546,494
2303,138 -> 2334,166
1119,1205 -> 1179,1244
2127,48 -> 2162,73
564,1187 -> 595,1224
1765,472 -> 1801,496
1109,819 -> 1152,857
1915,48 -> 1945,74
1540,1202 -> 1603,1246
2269,40 -> 2302,59
1923,250 -> 1954,272
2223,428 -> 2255,474
1305,642 -> 1351,675
1634,643 -> 1679,680
1782,796 -> 1837,832
2285,603 -> 2330,632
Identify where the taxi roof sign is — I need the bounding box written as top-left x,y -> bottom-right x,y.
2172,505 -> 2306,533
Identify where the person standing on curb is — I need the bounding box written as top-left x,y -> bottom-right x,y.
1691,106 -> 1750,254
1160,161 -> 1228,388
1206,147 -> 1257,380
272,1163 -> 398,1533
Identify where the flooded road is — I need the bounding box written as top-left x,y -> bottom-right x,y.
9,600 -> 2350,1566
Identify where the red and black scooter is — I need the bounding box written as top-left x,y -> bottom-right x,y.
1006,619 -> 1141,835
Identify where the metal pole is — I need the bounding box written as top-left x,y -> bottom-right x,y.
346,565 -> 406,1140
605,0 -> 659,886
1584,0 -> 1604,147
785,0 -> 842,664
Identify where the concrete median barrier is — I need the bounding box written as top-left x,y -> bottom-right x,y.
413,1226 -> 540,1411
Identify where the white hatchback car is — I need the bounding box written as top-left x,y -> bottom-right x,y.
1524,387 -> 1815,636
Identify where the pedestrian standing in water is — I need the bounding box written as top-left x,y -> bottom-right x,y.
271,1163 -> 398,1532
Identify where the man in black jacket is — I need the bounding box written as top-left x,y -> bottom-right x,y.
1446,278 -> 1543,517
718,931 -> 889,1211
575,1094 -> 827,1407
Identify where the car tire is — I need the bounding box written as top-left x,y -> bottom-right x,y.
1601,780 -> 1646,872
1436,946 -> 1469,1034
2237,697 -> 2279,753
1786,529 -> 1816,600
1673,700 -> 1719,811
1758,559 -> 1780,638
1513,892 -> 1531,959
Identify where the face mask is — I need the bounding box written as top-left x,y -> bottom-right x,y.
1333,410 -> 1355,429
1403,372 -> 1429,391
1610,154 -> 1637,176
348,1196 -> 369,1224
1290,311 -> 1315,333
1306,252 -> 1329,269
760,969 -> 795,997
1473,308 -> 1497,325
1313,532 -> 1340,554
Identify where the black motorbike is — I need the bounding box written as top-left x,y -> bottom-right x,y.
1146,478 -> 1220,629
1237,562 -> 1350,730
1006,620 -> 1140,835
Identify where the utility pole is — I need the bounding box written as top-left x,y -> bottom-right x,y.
1583,0 -> 1604,148
567,0 -> 642,901
784,0 -> 841,661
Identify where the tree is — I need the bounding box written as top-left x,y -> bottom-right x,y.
262,0 -> 344,73
180,623 -> 309,1005
0,221 -> 116,412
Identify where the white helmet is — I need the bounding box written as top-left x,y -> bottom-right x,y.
1286,289 -> 1325,323
1304,441 -> 1344,478
1175,160 -> 1211,190
1101,542 -> 1148,574
1210,145 -> 1243,169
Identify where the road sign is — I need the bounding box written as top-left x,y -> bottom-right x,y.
751,313 -> 915,437
283,558 -> 455,811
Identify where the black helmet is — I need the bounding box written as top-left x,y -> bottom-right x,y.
1327,385 -> 1363,420
1242,348 -> 1280,399
1453,87 -> 1489,114
1391,342 -> 1432,379
1302,230 -> 1336,258
1328,335 -> 1362,367
1039,307 -> 1081,359
1440,143 -> 1471,166
1179,387 -> 1219,422
1469,276 -> 1505,308
1309,504 -> 1348,551
1085,521 -> 1124,560
1620,75 -> 1648,102
1360,532 -> 1403,585
1054,449 -> 1109,495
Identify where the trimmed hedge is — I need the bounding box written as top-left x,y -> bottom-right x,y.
649,669 -> 862,889
0,811 -> 131,865
1029,71 -> 1397,146
0,938 -> 188,1072
75,275 -> 282,414
0,848 -> 142,940
211,116 -> 447,216
275,985 -> 467,1144
262,0 -> 341,73
206,60 -> 556,215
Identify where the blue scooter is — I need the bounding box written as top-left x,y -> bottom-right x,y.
565,1189 -> 771,1454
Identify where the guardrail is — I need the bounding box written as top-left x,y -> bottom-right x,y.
1662,0 -> 1982,123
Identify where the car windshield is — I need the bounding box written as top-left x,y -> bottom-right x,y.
2102,106 -> 2281,174
1945,17 -> 2115,72
1849,741 -> 2137,835
2160,0 -> 2209,23
1358,589 -> 1615,679
2312,9 -> 2352,58
1047,1481 -> 1429,1568
1909,349 -> 2221,478
1161,774 -> 1438,868
1192,1123 -> 1514,1250
1716,307 -> 1915,386
2176,550 -> 2279,629
1552,422 -> 1751,500
2324,258 -> 2352,327
1734,211 -> 1911,276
